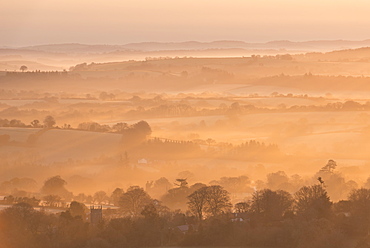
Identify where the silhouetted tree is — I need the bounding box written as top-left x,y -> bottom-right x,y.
190,183 -> 207,192
321,159 -> 337,172
0,203 -> 51,248
43,115 -> 56,128
112,122 -> 129,133
161,186 -> 190,211
234,202 -> 250,213
110,188 -> 124,206
74,193 -> 87,203
149,177 -> 172,199
206,138 -> 216,146
122,121 -> 152,149
250,189 -> 293,221
69,201 -> 88,219
295,185 -> 332,219
93,191 -> 108,204
141,203 -> 159,220
348,188 -> 370,235
43,195 -> 62,207
188,186 -> 208,221
204,185 -> 232,217
19,65 -> 27,72
266,171 -> 289,190
132,120 -> 152,136
31,119 -> 41,128
119,186 -> 152,217
211,175 -> 252,194
41,175 -> 71,200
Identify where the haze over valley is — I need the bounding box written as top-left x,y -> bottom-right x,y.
2,1 -> 370,248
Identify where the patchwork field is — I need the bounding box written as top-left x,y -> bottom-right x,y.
1,53 -> 370,194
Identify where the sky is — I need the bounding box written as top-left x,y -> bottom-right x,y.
1,0 -> 370,46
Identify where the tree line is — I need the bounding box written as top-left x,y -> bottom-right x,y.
0,184 -> 369,248
1,173 -> 370,248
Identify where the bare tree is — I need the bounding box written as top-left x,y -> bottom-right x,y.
93,191 -> 108,205
187,186 -> 208,220
204,185 -> 232,217
119,186 -> 152,217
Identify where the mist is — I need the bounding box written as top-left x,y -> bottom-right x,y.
2,1 -> 370,246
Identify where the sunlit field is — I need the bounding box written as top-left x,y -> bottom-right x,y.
3,0 -> 370,246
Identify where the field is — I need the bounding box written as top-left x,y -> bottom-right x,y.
1,109 -> 370,181
1,49 -> 370,196
4,2 -> 370,247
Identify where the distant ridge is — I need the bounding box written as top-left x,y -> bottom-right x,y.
18,39 -> 370,54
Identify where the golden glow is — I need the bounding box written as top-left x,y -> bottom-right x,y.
2,0 -> 370,46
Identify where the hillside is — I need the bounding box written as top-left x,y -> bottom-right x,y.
2,40 -> 370,71
21,39 -> 370,53
0,128 -> 122,164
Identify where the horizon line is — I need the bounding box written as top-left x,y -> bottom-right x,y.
2,38 -> 370,49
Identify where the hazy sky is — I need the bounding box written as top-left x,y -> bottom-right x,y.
2,0 -> 370,46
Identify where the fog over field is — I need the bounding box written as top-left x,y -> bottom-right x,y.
1,45 -> 370,199
3,1 -> 370,248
